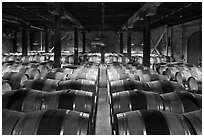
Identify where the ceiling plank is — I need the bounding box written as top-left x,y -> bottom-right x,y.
119,2 -> 162,31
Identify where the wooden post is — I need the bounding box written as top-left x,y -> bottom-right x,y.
166,26 -> 168,56
29,29 -> 34,51
119,31 -> 123,54
143,16 -> 150,67
13,30 -> 17,53
40,31 -> 43,51
82,30 -> 86,54
181,23 -> 186,62
26,28 -> 31,52
54,14 -> 61,68
101,46 -> 105,64
45,28 -> 49,53
74,27 -> 78,65
22,27 -> 28,56
170,26 -> 174,57
127,29 -> 132,60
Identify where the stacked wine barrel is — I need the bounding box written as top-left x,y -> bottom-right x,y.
2,52 -> 76,65
131,54 -> 174,69
106,62 -> 202,135
81,53 -> 129,64
154,62 -> 202,94
2,58 -> 100,135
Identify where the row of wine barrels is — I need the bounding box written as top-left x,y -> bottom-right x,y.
111,90 -> 201,120
20,55 -> 48,63
2,62 -> 51,76
52,68 -> 74,76
3,109 -> 90,135
109,80 -> 185,94
132,55 -> 174,65
58,79 -> 96,93
22,79 -> 60,92
3,89 -> 94,114
42,72 -> 68,81
165,66 -> 202,82
139,74 -> 168,82
2,72 -> 29,90
110,80 -> 150,93
108,73 -> 140,81
21,79 -> 97,93
69,72 -> 98,81
61,55 -> 74,64
3,56 -> 19,62
116,109 -> 201,135
146,81 -> 185,94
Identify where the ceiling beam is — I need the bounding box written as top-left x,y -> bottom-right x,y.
14,4 -> 53,23
46,2 -> 87,30
119,2 -> 162,31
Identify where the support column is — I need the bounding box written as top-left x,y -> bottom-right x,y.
26,28 -> 31,52
181,23 -> 186,62
40,31 -> 43,51
166,27 -> 168,56
13,30 -> 17,53
54,14 -> 61,68
29,30 -> 34,51
119,31 -> 123,54
74,27 -> 78,65
82,30 -> 86,54
143,16 -> 151,67
22,27 -> 28,56
170,26 -> 174,57
101,46 -> 105,64
45,28 -> 49,53
127,29 -> 132,60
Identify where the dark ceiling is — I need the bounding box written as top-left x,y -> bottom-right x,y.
2,2 -> 202,32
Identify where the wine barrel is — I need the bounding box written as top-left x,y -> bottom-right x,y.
187,76 -> 202,94
112,90 -> 164,115
165,67 -> 179,80
2,109 -> 25,135
53,68 -> 73,76
116,110 -> 193,135
40,61 -> 54,70
135,56 -> 143,65
134,69 -> 157,77
22,79 -> 60,92
139,74 -> 168,82
183,110 -> 202,135
3,72 -> 29,89
42,90 -> 94,114
147,81 -> 185,94
2,80 -> 12,94
3,89 -> 46,112
69,72 -> 98,81
110,80 -> 150,93
43,72 -> 68,81
58,79 -> 96,93
21,56 -> 29,63
161,92 -> 202,113
153,62 -> 168,74
19,68 -> 40,79
108,72 -> 139,81
3,109 -> 89,135
175,70 -> 192,84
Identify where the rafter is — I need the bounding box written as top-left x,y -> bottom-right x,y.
119,2 -> 162,31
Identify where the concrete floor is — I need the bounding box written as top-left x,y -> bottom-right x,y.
95,64 -> 112,135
